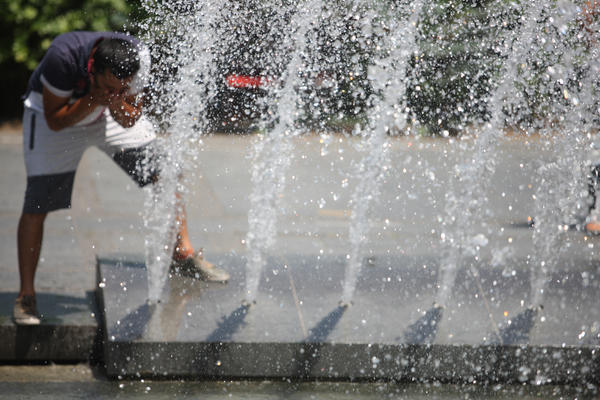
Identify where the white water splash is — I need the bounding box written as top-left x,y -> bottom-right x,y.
244,0 -> 324,302
341,0 -> 424,304
435,0 -> 546,308
138,0 -> 222,301
530,2 -> 599,307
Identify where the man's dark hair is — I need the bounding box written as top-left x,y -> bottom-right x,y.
93,38 -> 140,79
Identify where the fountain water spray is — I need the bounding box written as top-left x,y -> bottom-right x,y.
340,0 -> 423,305
435,0 -> 546,309
133,0 -> 600,315
138,0 -> 222,302
529,1 -> 600,307
244,0 -> 324,303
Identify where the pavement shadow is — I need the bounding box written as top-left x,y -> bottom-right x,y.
0,291 -> 92,321
498,307 -> 538,345
402,305 -> 443,344
509,219 -> 535,229
110,302 -> 155,341
206,304 -> 250,342
96,255 -> 145,269
293,305 -> 347,377
305,305 -> 346,342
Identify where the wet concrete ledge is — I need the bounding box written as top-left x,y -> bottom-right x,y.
0,323 -> 99,362
0,292 -> 101,363
104,341 -> 600,384
98,253 -> 600,384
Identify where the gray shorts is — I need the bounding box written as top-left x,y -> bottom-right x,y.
22,107 -> 159,213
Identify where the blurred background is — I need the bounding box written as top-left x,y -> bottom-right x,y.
0,1 -> 593,136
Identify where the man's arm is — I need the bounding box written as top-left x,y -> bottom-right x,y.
108,94 -> 143,128
42,87 -> 103,131
581,0 -> 598,44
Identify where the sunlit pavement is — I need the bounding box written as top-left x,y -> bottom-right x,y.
1,130 -> 599,396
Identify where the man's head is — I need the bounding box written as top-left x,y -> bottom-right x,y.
92,38 -> 140,79
90,38 -> 140,101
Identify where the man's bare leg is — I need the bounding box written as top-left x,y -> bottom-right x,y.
173,194 -> 194,259
169,194 -> 229,282
585,220 -> 600,234
17,212 -> 47,298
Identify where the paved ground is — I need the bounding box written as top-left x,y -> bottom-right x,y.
0,128 -> 572,301
1,127 -> 600,394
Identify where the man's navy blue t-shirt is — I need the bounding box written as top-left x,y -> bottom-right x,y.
25,31 -> 141,100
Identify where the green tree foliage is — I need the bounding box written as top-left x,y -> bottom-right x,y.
0,0 -> 141,119
0,0 -> 137,69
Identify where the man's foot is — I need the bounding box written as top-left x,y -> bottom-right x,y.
13,295 -> 41,325
171,250 -> 230,282
586,220 -> 600,235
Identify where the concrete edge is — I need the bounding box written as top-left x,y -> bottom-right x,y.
102,340 -> 600,384
0,311 -> 101,363
0,277 -> 103,363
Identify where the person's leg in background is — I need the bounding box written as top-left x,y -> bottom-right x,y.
585,164 -> 600,233
105,114 -> 229,282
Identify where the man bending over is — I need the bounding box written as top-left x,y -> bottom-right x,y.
15,31 -> 229,325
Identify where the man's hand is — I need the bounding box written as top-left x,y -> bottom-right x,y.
42,67 -> 118,131
90,69 -> 142,128
581,0 -> 598,47
43,66 -> 141,131
108,94 -> 143,128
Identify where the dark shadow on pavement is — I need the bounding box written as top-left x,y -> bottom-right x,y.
96,255 -> 146,270
0,292 -> 92,321
110,302 -> 155,341
402,305 -> 443,344
509,221 -> 535,229
499,307 -> 538,345
293,305 -> 347,377
206,304 -> 250,342
305,305 -> 346,343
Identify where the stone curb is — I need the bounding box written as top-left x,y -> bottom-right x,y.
97,255 -> 600,384
103,340 -> 600,384
0,295 -> 102,363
